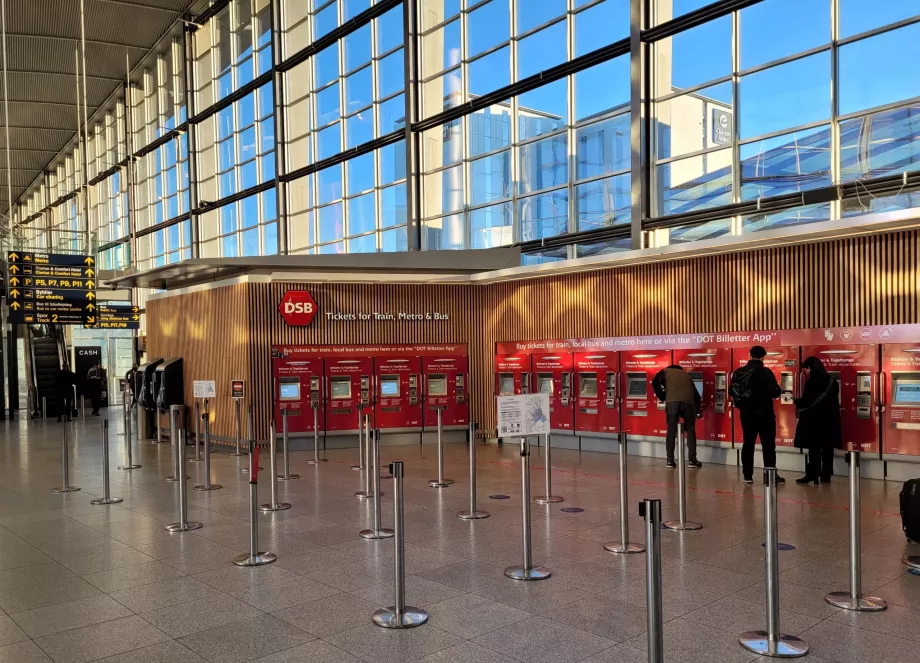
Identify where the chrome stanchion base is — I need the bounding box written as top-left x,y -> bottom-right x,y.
117,464 -> 141,470
187,457 -> 204,463
457,510 -> 490,520
534,495 -> 564,504
360,527 -> 394,540
229,451 -> 246,457
164,476 -> 188,482
902,555 -> 920,570
91,496 -> 123,505
277,473 -> 301,480
824,591 -> 887,611
239,466 -> 264,474
355,491 -> 378,499
351,465 -> 364,471
51,486 -> 81,493
428,479 -> 453,488
604,542 -> 646,554
739,631 -> 808,658
663,520 -> 702,531
165,521 -> 203,532
306,459 -> 328,465
504,566 -> 551,581
193,483 -> 223,491
372,607 -> 428,629
260,502 -> 291,512
232,552 -> 276,567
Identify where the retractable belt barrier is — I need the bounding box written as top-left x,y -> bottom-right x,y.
606,434 -> 645,554
504,438 -> 551,581
458,421 -> 489,520
91,419 -> 122,505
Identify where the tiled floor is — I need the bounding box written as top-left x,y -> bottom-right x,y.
1,415 -> 919,662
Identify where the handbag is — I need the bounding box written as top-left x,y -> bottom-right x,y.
795,377 -> 834,418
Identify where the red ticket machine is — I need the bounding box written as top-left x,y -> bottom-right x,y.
423,355 -> 469,429
375,357 -> 423,432
325,356 -> 373,435
802,344 -> 879,453
573,352 -> 620,436
731,347 -> 799,447
273,356 -> 323,434
533,353 -> 574,433
882,343 -> 920,456
674,348 -> 732,446
621,350 -> 672,438
495,354 -> 532,396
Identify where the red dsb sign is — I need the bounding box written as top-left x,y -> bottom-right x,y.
278,290 -> 317,326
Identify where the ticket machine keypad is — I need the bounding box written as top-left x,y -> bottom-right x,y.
456,374 -> 465,403
605,373 -> 616,407
714,371 -> 727,414
857,371 -> 872,419
780,372 -> 795,404
359,375 -> 370,407
408,375 -> 418,405
310,376 -> 320,408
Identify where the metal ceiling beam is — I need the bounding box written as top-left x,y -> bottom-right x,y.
5,69 -> 123,82
7,32 -> 149,50
7,99 -> 95,108
0,126 -> 76,132
95,0 -> 184,14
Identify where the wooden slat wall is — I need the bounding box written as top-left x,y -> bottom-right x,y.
147,230 -> 920,437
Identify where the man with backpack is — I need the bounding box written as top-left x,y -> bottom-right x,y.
652,364 -> 703,470
730,345 -> 785,485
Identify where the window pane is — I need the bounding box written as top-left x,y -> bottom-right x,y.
467,1 -> 509,58
316,84 -> 341,126
655,82 -> 732,160
318,202 -> 344,243
381,139 -> 406,184
381,226 -> 408,252
423,213 -> 464,250
346,66 -> 373,114
520,190 -> 568,241
470,202 -> 512,248
318,164 -> 342,205
517,0 -> 565,35
839,0 -> 919,38
519,80 -> 567,141
346,111 -> 373,149
575,56 -> 629,121
379,93 -> 406,135
840,105 -> 920,182
576,237 -> 632,258
740,125 -> 831,200
220,203 -> 237,233
318,241 -> 344,254
424,165 -> 463,216
576,174 -> 631,231
241,193 -> 258,228
315,45 -> 339,87
468,47 -> 510,99
739,52 -> 830,139
349,233 -> 377,253
655,16 -> 732,95
380,183 -> 407,227
653,0 -> 717,26
315,1 -> 338,39
222,233 -> 238,257
347,151 -> 375,194
740,0 -> 830,70
317,122 -> 342,160
343,0 -> 369,21
348,192 -> 376,235
668,218 -> 732,244
421,0 -> 460,31
378,49 -> 405,98
345,24 -> 372,71
743,203 -> 831,233
423,18 -> 461,78
470,151 -> 511,205
575,0 -> 629,56
519,134 -> 568,194
377,6 -> 404,54
469,103 -> 511,158
517,21 -> 567,80
239,126 -> 257,163
423,119 -> 462,171
656,149 -> 732,215
262,222 -> 278,255
423,68 -> 462,116
242,228 -> 259,256
839,24 -> 920,117
577,115 -> 630,180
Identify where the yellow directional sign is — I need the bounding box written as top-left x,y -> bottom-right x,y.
9,276 -> 19,286
91,302 -> 141,330
7,252 -> 96,325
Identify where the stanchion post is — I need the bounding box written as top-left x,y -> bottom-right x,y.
361,430 -> 394,540
240,405 -> 256,473
230,398 -> 244,456
458,421 -> 489,520
164,405 -> 183,482
606,433 -> 645,554
233,441 -> 276,566
189,401 -> 202,462
826,452 -> 886,611
373,461 -> 427,628
165,429 -> 202,532
51,420 -> 80,493
92,420 -> 123,505
534,432 -> 563,504
663,423 -> 701,531
119,398 -> 140,470
428,408 -> 453,488
42,396 -> 47,421
739,468 -> 808,657
81,393 -> 85,419
641,499 -> 664,663
504,439 -> 551,581
356,415 -> 374,498
194,411 -> 222,491
307,403 -> 327,465
351,408 -> 365,471
278,408 -> 300,479
261,421 -> 291,512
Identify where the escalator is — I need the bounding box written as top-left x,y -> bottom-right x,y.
30,326 -> 65,418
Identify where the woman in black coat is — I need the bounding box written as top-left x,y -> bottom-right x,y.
794,356 -> 842,484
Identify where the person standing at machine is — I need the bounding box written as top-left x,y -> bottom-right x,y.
731,345 -> 785,485
87,360 -> 104,416
793,356 -> 841,484
652,364 -> 703,469
55,364 -> 77,422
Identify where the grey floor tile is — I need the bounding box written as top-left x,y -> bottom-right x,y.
800,618 -> 919,663
250,640 -> 361,662
271,592 -> 381,638
730,580 -> 842,620
0,576 -> 101,613
681,596 -> 822,638
93,639 -> 208,662
178,614 -> 312,663
82,561 -> 185,592
624,617 -> 758,663
34,615 -> 170,663
0,615 -> 28,647
471,574 -> 594,614
108,576 -> 222,613
36,536 -> 130,562
303,558 -> 394,592
351,576 -> 465,608
425,593 -> 530,639
579,645 -> 649,663
417,560 -> 511,592
472,615 -> 614,663
417,641 -> 517,663
230,575 -> 340,612
59,548 -> 156,576
10,594 -> 132,638
829,601 -> 920,643
544,594 -> 648,643
327,622 -> 463,663
139,595 -> 262,638
193,565 -> 300,595
0,639 -> 53,662
0,547 -> 53,572
872,572 -> 920,609
0,562 -> 75,591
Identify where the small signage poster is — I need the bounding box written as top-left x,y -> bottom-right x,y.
496,393 -> 550,437
231,380 -> 245,399
193,380 -> 217,399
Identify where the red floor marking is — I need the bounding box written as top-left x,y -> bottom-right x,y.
483,460 -> 900,517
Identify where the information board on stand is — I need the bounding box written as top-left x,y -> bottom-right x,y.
497,393 -> 551,437
193,380 -> 217,399
6,251 -> 96,325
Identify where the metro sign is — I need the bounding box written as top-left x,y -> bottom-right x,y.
279,289 -> 317,326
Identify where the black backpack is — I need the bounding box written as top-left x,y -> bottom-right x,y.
901,479 -> 920,542
729,366 -> 756,409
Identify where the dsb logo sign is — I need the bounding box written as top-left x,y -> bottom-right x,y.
278,290 -> 318,326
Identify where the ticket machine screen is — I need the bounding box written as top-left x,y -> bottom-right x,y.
626,373 -> 647,398
499,374 -> 514,395
538,374 -> 554,394
428,375 -> 448,397
780,372 -> 794,404
380,376 -> 400,397
279,379 -> 301,400
828,371 -> 843,405
691,372 -> 703,399
330,377 -> 351,399
580,373 -> 598,398
893,376 -> 920,404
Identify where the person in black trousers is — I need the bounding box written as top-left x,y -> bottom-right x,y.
794,356 -> 841,484
54,365 -> 77,422
732,345 -> 785,485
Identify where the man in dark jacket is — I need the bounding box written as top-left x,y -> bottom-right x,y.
652,364 -> 702,469
732,345 -> 785,485
55,365 -> 77,422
